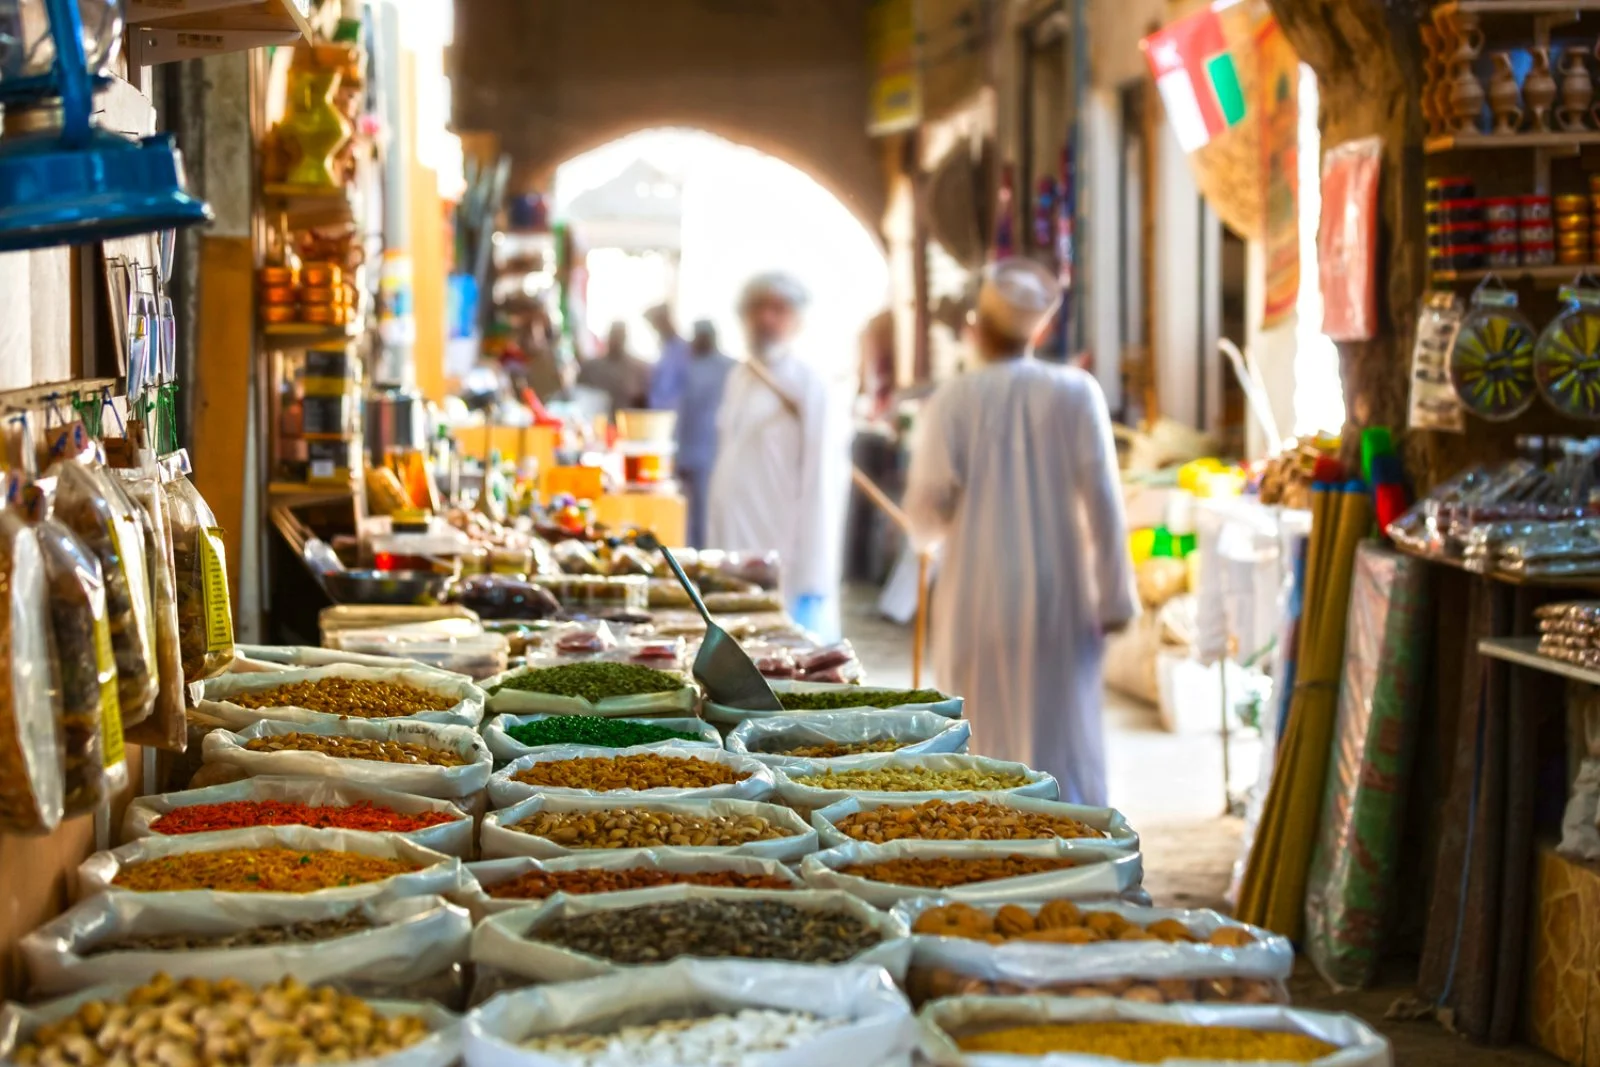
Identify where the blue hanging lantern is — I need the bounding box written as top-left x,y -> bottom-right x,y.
0,0 -> 211,252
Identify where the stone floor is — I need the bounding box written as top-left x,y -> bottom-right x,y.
840,585 -> 1561,1066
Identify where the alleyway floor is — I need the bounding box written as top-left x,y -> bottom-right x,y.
842,587 -> 1557,1066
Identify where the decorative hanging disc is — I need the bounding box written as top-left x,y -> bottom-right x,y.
1450,276 -> 1537,421
1534,279 -> 1600,420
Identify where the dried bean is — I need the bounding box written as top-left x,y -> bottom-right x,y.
512,807 -> 793,849
838,853 -> 1082,888
511,753 -> 747,791
229,677 -> 454,718
834,799 -> 1104,843
530,898 -> 881,964
487,867 -> 795,899
242,732 -> 466,766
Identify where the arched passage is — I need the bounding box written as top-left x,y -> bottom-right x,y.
554,127 -> 890,382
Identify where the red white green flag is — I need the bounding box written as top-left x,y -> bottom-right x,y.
1140,4 -> 1248,152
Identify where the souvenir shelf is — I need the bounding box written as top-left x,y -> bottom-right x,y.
128,0 -> 314,64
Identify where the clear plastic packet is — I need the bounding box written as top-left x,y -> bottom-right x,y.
552,539 -> 604,575
0,510 -> 65,834
33,515 -> 122,815
48,456 -> 158,728
112,461 -> 187,750
163,467 -> 234,683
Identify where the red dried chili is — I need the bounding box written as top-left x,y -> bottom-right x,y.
150,800 -> 458,836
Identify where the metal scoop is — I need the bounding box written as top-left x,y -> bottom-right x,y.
655,543 -> 783,712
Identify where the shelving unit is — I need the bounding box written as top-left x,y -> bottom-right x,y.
1430,263 -> 1600,283
1478,635 -> 1600,684
262,184 -> 359,229
261,320 -> 361,347
129,0 -> 314,64
1425,130 -> 1600,154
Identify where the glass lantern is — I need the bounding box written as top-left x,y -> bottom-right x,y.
0,0 -> 120,84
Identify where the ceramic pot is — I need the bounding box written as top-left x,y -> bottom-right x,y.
1451,10 -> 1484,66
1561,48 -> 1593,130
1527,46 -> 1557,131
1489,52 -> 1523,134
281,69 -> 351,188
1450,61 -> 1486,134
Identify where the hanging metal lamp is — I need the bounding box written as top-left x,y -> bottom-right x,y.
0,0 -> 211,252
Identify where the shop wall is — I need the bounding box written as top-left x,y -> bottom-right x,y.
450,0 -> 885,232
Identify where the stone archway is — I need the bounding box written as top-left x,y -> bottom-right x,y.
450,0 -> 886,234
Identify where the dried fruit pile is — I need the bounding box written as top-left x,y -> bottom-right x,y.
150,800 -> 458,836
227,676 -> 454,717
793,765 -> 1028,793
836,853 -> 1081,888
486,867 -> 796,900
512,807 -> 792,849
833,799 -> 1103,843
110,847 -> 420,893
242,732 -> 467,766
511,753 -> 748,792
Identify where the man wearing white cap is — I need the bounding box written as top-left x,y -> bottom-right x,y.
708,271 -> 851,640
905,257 -> 1137,805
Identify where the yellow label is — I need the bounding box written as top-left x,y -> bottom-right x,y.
200,527 -> 234,653
96,612 -> 125,768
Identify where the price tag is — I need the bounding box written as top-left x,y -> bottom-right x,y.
200,527 -> 234,653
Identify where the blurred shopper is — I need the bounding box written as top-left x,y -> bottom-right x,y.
578,321 -> 652,415
904,258 -> 1136,805
677,320 -> 735,547
646,303 -> 691,410
709,272 -> 850,640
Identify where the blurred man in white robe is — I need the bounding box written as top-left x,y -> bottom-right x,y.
904,258 -> 1136,804
708,272 -> 850,640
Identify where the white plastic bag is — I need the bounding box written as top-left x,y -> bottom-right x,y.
469,887 -> 912,988
79,825 -> 468,903
916,997 -> 1393,1066
0,983 -> 460,1067
21,892 -> 471,997
463,960 -> 916,1067
799,840 -> 1144,909
725,710 -> 970,767
200,663 -> 487,729
201,718 -> 493,801
487,744 -> 775,808
892,899 -> 1292,1004
811,793 -> 1139,853
479,794 -> 817,863
454,853 -> 805,920
484,714 -> 720,764
773,753 -> 1059,815
121,775 -> 474,857
481,664 -> 698,718
706,680 -> 963,726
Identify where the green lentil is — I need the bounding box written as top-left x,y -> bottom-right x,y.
490,662 -> 686,702
505,715 -> 705,748
778,688 -> 948,711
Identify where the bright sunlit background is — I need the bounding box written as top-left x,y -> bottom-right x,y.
554,129 -> 891,382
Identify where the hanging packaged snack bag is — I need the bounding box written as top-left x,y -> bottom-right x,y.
109,448 -> 186,751
0,507 -> 66,833
162,452 -> 234,683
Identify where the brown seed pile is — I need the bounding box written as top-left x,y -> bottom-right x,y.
242,732 -> 467,766
530,898 -> 881,964
792,765 -> 1028,793
952,1023 -> 1331,1061
837,853 -> 1082,888
512,753 -> 749,792
9,974 -> 432,1066
912,966 -> 1283,1006
512,807 -> 795,849
227,677 -> 454,718
833,799 -> 1105,844
487,867 -> 797,899
759,738 -> 905,758
87,914 -> 375,955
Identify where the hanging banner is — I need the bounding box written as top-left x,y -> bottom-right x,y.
1140,3 -> 1249,153
1258,16 -> 1299,329
1320,137 -> 1383,342
867,0 -> 920,135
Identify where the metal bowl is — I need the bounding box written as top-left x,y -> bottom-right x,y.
322,569 -> 452,605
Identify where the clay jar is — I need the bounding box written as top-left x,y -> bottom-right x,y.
1452,60 -> 1487,134
1561,48 -> 1593,130
1489,52 -> 1523,134
1526,46 -> 1557,130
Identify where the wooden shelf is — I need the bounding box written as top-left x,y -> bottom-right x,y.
268,480 -> 359,498
1425,130 -> 1600,154
1479,636 -> 1600,685
262,184 -> 359,229
1394,543 -> 1600,590
1431,263 -> 1600,284
260,320 -> 360,347
131,0 -> 312,63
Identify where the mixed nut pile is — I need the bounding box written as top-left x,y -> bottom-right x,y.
792,765 -> 1030,793
226,676 -> 455,718
511,807 -> 793,849
529,898 -> 882,965
242,732 -> 468,767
